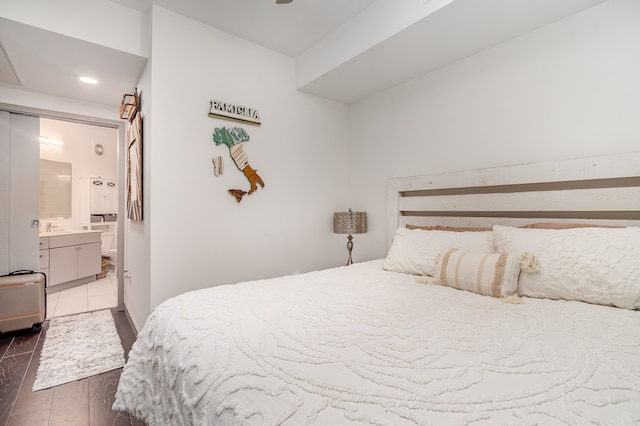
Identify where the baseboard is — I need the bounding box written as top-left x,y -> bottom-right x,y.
120,305 -> 139,335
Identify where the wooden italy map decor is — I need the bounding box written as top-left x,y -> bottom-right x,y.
212,126 -> 265,202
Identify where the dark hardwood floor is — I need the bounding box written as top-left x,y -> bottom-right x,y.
0,309 -> 146,426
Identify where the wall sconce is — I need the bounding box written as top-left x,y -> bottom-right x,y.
39,136 -> 64,146
333,208 -> 367,265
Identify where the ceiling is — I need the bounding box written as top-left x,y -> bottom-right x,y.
0,17 -> 148,108
109,0 -> 378,58
0,0 -> 607,108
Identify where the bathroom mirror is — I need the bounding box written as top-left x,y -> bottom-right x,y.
39,159 -> 72,219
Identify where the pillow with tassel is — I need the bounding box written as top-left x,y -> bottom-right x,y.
430,248 -> 539,300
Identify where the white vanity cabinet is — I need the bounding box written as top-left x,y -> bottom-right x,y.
47,232 -> 101,287
39,237 -> 50,282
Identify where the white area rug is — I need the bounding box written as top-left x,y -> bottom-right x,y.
33,309 -> 125,391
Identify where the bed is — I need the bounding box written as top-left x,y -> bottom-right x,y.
114,153 -> 640,425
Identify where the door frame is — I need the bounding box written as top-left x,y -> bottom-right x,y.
0,102 -> 126,311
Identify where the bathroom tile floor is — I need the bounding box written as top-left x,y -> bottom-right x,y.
47,274 -> 118,318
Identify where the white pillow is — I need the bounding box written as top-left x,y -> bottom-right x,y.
434,248 -> 522,298
383,227 -> 495,276
492,225 -> 640,310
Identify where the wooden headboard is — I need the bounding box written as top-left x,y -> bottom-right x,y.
387,152 -> 640,250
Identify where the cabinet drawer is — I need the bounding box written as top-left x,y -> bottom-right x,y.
49,232 -> 101,248
39,237 -> 50,250
39,249 -> 49,269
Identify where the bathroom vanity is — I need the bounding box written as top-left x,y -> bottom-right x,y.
39,230 -> 102,288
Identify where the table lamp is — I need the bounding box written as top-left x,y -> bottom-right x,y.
333,208 -> 367,265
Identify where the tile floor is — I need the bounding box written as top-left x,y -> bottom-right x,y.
47,274 -> 118,318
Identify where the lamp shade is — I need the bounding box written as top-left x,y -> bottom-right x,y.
333,209 -> 367,235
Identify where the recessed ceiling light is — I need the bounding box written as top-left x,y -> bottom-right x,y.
79,76 -> 98,85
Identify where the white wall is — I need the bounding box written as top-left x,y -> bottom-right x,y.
348,0 -> 640,260
125,7 -> 350,325
7,0 -> 637,329
124,59 -> 151,332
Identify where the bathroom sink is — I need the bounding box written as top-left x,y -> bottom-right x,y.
40,229 -> 67,234
40,229 -> 100,236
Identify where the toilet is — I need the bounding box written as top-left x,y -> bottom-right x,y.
101,232 -> 117,269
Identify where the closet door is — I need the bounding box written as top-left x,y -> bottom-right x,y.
0,112 -> 40,275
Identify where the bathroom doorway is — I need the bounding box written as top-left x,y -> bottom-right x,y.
38,116 -> 123,317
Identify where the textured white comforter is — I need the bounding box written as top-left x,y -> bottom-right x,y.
114,260 -> 640,425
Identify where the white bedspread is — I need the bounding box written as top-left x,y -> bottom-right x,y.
114,260 -> 640,425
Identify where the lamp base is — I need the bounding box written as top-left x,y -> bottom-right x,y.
346,234 -> 354,266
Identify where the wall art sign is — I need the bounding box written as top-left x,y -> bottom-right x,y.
209,100 -> 261,126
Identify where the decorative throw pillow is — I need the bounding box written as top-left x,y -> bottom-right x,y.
521,223 -> 624,230
383,227 -> 495,276
434,248 -> 527,298
492,225 -> 640,310
406,224 -> 492,232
